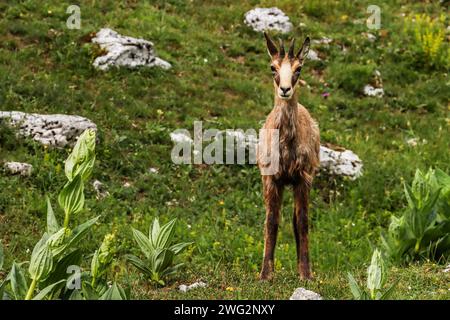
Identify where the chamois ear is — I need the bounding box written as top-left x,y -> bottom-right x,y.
278,38 -> 285,57
296,37 -> 310,64
288,38 -> 295,59
264,32 -> 278,58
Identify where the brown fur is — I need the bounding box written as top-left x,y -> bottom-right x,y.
258,34 -> 320,280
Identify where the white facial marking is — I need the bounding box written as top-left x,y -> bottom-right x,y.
278,61 -> 293,99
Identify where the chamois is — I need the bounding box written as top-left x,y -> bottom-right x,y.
258,33 -> 320,280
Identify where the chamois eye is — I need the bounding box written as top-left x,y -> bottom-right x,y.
295,67 -> 302,74
270,66 -> 276,74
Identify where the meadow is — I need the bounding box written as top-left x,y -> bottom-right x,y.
0,0 -> 449,299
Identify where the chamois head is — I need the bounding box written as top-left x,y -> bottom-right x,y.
264,32 -> 310,100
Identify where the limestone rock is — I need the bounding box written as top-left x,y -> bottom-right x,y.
178,281 -> 207,293
92,28 -> 171,71
3,162 -> 33,176
290,288 -> 323,300
363,84 -> 384,97
244,7 -> 293,34
319,145 -> 363,180
0,111 -> 97,148
93,180 -> 110,200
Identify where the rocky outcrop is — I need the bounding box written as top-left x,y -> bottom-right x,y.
0,111 -> 97,148
319,145 -> 363,180
92,28 -> 171,71
244,7 -> 293,34
290,288 -> 323,300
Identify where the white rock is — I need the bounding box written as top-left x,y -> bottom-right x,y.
244,7 -> 293,34
290,288 -> 323,300
149,167 -> 159,174
406,137 -> 419,147
307,49 -> 321,61
0,111 -> 97,148
363,84 -> 384,98
443,265 -> 450,273
93,180 -> 110,200
91,28 -> 171,71
3,162 -> 33,176
319,146 -> 363,180
178,281 -> 207,293
363,32 -> 377,42
312,37 -> 333,45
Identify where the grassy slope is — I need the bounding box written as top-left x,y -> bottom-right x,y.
0,0 -> 449,299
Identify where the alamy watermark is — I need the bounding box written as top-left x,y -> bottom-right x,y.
170,121 -> 280,175
66,5 -> 81,30
367,5 -> 381,30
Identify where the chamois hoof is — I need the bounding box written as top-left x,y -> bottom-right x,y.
259,270 -> 273,281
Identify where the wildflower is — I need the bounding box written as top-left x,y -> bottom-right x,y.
321,92 -> 330,99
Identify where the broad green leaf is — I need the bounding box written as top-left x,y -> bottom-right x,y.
132,228 -> 153,258
160,263 -> 184,278
58,175 -> 85,216
29,244 -> 53,281
347,272 -> 363,300
150,218 -> 160,248
404,183 -> 417,209
0,279 -> 6,300
169,242 -> 193,255
379,281 -> 399,300
155,219 -> 177,249
90,250 -> 100,279
68,289 -> 84,300
31,233 -> 50,259
152,248 -> 174,273
65,129 -> 96,181
32,280 -> 65,300
9,263 -> 28,300
42,249 -> 82,289
46,196 -> 59,235
47,228 -> 67,250
99,283 -> 124,300
0,241 -> 4,270
82,282 -> 99,300
367,249 -> 386,297
62,216 -> 100,253
125,254 -> 152,277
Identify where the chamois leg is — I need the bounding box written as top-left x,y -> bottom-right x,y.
293,183 -> 312,280
260,179 -> 283,280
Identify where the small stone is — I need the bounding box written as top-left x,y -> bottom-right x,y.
179,281 -> 207,293
3,162 -> 33,176
290,288 -> 323,300
149,167 -> 159,174
365,32 -> 377,42
443,265 -> 450,273
406,138 -> 419,147
312,37 -> 333,45
363,84 -> 384,98
93,180 -> 110,199
307,49 -> 321,61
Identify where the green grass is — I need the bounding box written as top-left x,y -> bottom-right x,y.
0,0 -> 449,299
